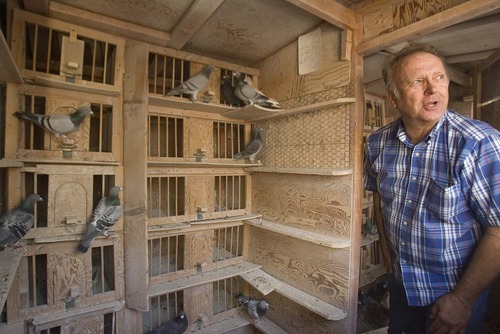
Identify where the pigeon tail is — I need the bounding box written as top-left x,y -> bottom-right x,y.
77,229 -> 100,253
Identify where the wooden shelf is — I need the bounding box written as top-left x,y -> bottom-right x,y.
360,233 -> 379,247
148,262 -> 261,296
0,32 -> 23,84
31,300 -> 124,328
249,98 -> 356,121
148,95 -> 356,122
0,159 -> 24,168
244,218 -> 350,249
147,160 -> 261,168
245,167 -> 352,176
149,95 -> 232,114
222,104 -> 285,120
196,315 -> 287,334
190,214 -> 262,226
32,76 -> 121,96
17,158 -> 121,166
241,268 -> 346,321
0,250 -> 23,315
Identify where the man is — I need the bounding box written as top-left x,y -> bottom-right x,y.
364,43 -> 500,333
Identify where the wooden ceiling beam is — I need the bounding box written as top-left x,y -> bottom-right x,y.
445,50 -> 496,64
357,0 -> 500,56
48,2 -> 170,46
478,48 -> 500,72
286,0 -> 356,30
22,0 -> 49,16
167,0 -> 224,49
445,65 -> 472,87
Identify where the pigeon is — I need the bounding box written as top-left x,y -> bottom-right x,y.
166,64 -> 216,101
221,74 -> 243,107
14,105 -> 94,137
147,310 -> 188,334
77,186 -> 123,253
0,194 -> 43,251
362,217 -> 378,236
236,293 -> 269,322
233,71 -> 281,109
234,127 -> 263,162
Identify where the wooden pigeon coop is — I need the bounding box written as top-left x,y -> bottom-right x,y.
1,0 -> 498,333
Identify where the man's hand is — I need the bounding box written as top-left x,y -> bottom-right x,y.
429,292 -> 471,334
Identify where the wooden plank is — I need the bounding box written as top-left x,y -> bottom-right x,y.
255,317 -> 289,334
123,40 -> 150,312
357,0 -> 500,55
240,268 -> 281,295
196,315 -> 250,334
48,2 -> 170,46
148,262 -> 261,296
245,167 -> 352,176
149,95 -> 232,114
479,48 -> 500,72
31,300 -> 124,326
0,159 -> 23,168
0,31 -> 22,84
189,214 -> 262,226
286,0 -> 356,30
168,0 -> 224,49
274,279 -> 347,321
244,218 -> 350,249
0,250 -> 22,315
445,65 -> 472,87
33,76 -> 120,96
222,105 -> 285,120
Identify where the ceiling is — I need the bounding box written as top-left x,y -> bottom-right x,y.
18,0 -> 500,97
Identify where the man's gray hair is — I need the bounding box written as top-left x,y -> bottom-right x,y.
382,43 -> 446,98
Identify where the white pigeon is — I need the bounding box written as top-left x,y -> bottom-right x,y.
77,186 -> 123,253
14,106 -> 93,137
166,64 -> 216,101
233,71 -> 281,109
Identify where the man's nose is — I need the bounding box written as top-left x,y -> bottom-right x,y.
424,81 -> 437,94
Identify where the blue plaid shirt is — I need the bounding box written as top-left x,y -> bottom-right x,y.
364,110 -> 500,306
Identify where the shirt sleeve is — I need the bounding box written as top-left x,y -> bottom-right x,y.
467,133 -> 500,227
364,138 -> 378,192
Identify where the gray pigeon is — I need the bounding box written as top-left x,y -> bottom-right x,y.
166,64 -> 216,101
234,127 -> 263,162
221,74 -> 244,107
14,105 -> 94,137
77,186 -> 123,253
236,293 -> 269,322
233,71 -> 281,109
0,194 -> 43,251
147,310 -> 188,334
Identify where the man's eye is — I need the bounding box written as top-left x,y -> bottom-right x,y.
411,79 -> 422,85
437,74 -> 445,80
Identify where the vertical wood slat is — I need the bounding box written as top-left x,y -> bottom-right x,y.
162,55 -> 167,95
45,27 -> 52,73
33,25 -> 38,72
91,39 -> 97,82
103,42 -> 109,85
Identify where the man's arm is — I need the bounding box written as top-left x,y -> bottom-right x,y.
430,227 -> 500,333
373,192 -> 392,273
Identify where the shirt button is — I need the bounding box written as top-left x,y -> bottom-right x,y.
403,221 -> 408,225
408,200 -> 412,204
415,153 -> 420,157
401,242 -> 406,246
412,176 -> 417,181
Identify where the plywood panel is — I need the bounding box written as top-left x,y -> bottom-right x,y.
248,228 -> 349,307
258,23 -> 350,102
252,173 -> 351,238
185,118 -> 214,159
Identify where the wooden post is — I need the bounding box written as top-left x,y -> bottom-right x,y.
123,40 -> 149,312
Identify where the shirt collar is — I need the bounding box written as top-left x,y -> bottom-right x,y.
396,110 -> 448,147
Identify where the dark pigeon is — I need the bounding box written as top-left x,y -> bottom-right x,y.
236,293 -> 269,321
234,127 -> 263,163
147,310 -> 188,334
0,194 -> 43,251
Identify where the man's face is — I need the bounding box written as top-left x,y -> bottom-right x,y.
388,52 -> 449,128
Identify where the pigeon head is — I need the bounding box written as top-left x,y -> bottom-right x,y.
71,105 -> 94,123
21,194 -> 43,212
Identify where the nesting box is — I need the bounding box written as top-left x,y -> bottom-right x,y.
3,6 -> 360,334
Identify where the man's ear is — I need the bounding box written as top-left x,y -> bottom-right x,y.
386,90 -> 398,108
